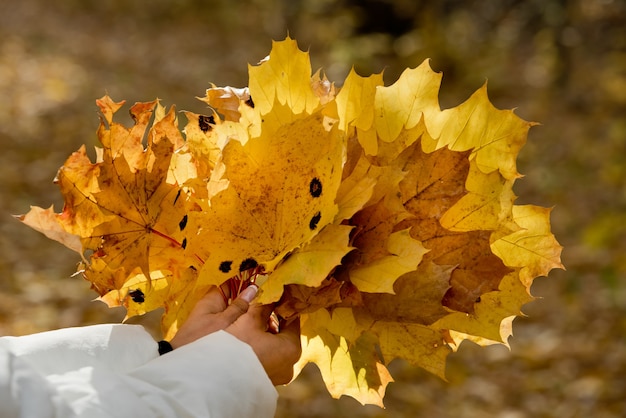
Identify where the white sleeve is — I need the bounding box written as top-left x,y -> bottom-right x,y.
0,324 -> 277,418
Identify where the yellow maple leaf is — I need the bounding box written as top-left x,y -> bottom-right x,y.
346,199 -> 426,294
373,61 -> 442,144
256,224 -> 354,304
295,308 -> 393,407
186,109 -> 345,285
439,160 -> 517,232
248,36 -> 320,116
334,69 -> 383,156
372,320 -> 451,379
491,205 -> 565,288
424,84 -> 533,180
348,228 -> 427,294
432,271 -> 533,343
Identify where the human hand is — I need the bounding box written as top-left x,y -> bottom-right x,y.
168,283 -> 302,385
226,305 -> 302,385
169,284 -> 258,349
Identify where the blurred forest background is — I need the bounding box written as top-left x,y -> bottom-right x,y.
0,0 -> 624,416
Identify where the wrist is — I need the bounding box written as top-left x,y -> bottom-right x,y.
157,340 -> 174,355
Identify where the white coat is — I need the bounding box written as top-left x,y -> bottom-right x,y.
0,324 -> 277,417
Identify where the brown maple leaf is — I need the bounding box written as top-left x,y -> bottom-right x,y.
22,96 -> 194,295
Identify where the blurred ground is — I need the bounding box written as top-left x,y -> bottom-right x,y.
0,0 -> 625,416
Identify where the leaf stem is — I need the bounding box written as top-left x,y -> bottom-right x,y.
150,228 -> 182,247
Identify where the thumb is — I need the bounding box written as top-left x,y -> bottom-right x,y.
219,284 -> 258,325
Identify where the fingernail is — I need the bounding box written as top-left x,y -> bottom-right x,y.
240,284 -> 258,303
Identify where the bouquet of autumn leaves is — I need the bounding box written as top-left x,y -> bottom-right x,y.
19,37 -> 563,406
